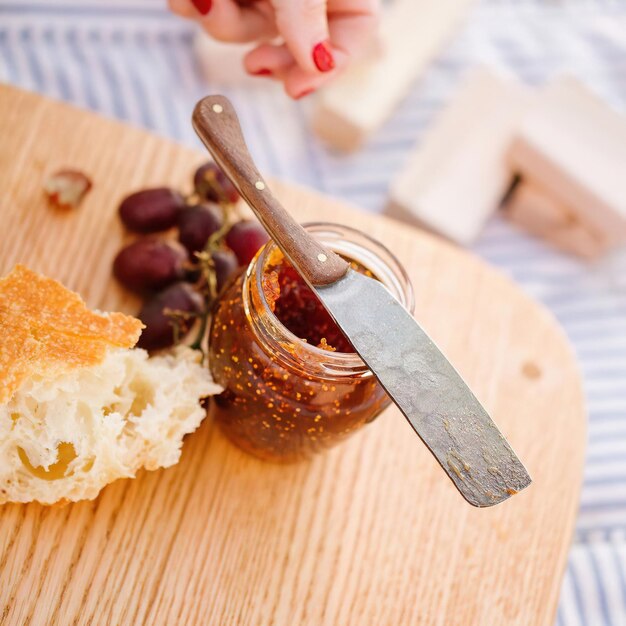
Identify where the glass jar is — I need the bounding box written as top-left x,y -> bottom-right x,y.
209,223 -> 414,462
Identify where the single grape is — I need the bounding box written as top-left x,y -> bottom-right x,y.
225,220 -> 270,266
137,282 -> 204,351
113,238 -> 188,293
211,249 -> 240,292
119,187 -> 185,233
178,204 -> 223,254
193,162 -> 239,204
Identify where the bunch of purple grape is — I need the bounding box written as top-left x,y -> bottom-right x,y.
113,162 -> 269,351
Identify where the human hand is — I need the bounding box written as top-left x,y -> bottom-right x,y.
168,0 -> 379,99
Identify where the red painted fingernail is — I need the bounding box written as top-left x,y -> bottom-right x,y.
312,41 -> 335,73
296,89 -> 314,100
191,0 -> 212,15
252,69 -> 272,76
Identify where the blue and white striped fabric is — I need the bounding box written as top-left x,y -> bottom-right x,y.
1,1 -> 626,623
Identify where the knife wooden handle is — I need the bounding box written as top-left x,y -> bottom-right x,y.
192,96 -> 350,287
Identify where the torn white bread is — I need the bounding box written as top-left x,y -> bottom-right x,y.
388,67 -> 535,244
0,265 -> 221,505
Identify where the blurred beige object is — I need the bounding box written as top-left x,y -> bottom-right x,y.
193,31 -> 257,87
387,67 -> 534,244
607,245 -> 626,293
504,180 -> 610,259
507,76 -> 626,250
312,0 -> 477,152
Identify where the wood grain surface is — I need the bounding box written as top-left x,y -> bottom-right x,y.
0,85 -> 586,626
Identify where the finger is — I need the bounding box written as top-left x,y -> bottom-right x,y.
326,0 -> 379,66
271,0 -> 335,74
168,0 -> 198,18
174,0 -> 278,43
324,9 -> 378,67
282,8 -> 378,98
244,42 -> 294,78
283,67 -> 328,99
244,12 -> 376,98
244,43 -> 322,99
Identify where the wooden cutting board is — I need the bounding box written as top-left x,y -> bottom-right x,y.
0,85 -> 585,626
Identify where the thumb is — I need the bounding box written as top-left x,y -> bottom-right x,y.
271,0 -> 335,74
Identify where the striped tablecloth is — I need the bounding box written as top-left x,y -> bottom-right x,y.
1,1 -> 626,623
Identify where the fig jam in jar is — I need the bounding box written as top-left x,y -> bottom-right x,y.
209,223 -> 414,462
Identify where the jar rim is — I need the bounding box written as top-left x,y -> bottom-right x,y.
244,222 -> 415,378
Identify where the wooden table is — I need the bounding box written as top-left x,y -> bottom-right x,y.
0,85 -> 586,626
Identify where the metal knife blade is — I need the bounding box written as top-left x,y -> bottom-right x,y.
314,268 -> 531,507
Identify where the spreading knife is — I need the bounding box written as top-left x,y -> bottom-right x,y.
192,96 -> 531,507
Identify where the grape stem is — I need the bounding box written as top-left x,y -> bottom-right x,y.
187,201 -> 235,361
165,308 -> 201,348
189,310 -> 209,353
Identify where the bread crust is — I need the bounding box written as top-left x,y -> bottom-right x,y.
0,265 -> 143,403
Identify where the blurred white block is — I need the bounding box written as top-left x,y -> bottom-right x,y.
194,31 -> 256,87
606,245 -> 626,293
387,67 -> 534,245
504,180 -> 609,259
508,76 -> 626,248
504,180 -> 569,236
312,0 -> 476,152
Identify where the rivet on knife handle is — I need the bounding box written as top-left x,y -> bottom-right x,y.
192,96 -> 349,287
